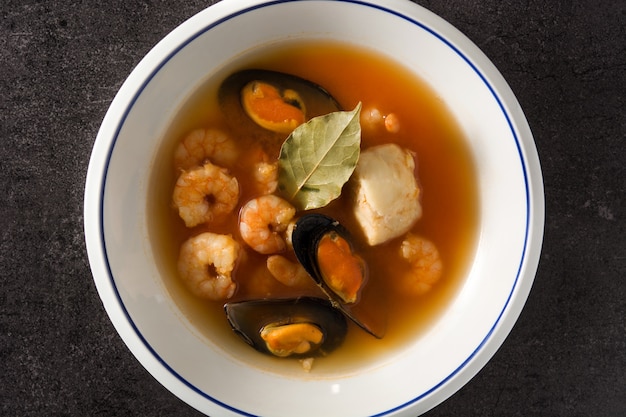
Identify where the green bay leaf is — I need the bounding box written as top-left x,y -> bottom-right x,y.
278,102 -> 362,210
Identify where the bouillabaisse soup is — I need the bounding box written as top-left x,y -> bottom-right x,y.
149,40 -> 478,372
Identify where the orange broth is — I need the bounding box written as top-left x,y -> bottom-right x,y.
149,40 -> 478,369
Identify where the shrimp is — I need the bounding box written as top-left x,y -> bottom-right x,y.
360,105 -> 400,135
173,128 -> 238,171
252,160 -> 278,195
172,162 -> 240,228
384,112 -> 400,133
239,195 -> 295,254
267,255 -> 312,287
397,233 -> 443,296
178,232 -> 240,300
245,147 -> 278,195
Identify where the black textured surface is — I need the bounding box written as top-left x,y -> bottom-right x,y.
1,1 -> 624,416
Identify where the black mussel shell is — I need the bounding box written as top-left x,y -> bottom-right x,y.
218,69 -> 342,140
292,214 -> 347,282
292,214 -> 387,339
224,297 -> 347,358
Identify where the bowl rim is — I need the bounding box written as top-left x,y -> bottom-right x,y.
84,0 -> 544,415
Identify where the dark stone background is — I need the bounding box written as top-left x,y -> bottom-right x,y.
1,0 -> 624,415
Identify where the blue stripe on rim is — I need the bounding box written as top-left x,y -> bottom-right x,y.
97,0 -> 531,415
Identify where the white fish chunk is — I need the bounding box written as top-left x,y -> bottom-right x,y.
350,144 -> 422,246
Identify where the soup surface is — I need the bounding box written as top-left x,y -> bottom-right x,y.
149,40 -> 478,373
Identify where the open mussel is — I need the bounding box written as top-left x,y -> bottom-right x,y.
224,297 -> 347,358
218,69 -> 342,140
292,214 -> 387,338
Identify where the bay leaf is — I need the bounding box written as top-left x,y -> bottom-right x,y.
278,102 -> 362,210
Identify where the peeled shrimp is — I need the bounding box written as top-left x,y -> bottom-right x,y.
397,233 -> 443,296
172,162 -> 240,228
267,255 -> 312,287
246,147 -> 278,195
252,160 -> 278,195
361,105 -> 401,134
174,128 -> 238,171
178,232 -> 240,300
239,195 -> 295,254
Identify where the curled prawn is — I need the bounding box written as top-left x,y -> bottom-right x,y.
178,232 -> 240,300
174,128 -> 238,171
267,255 -> 312,288
172,162 -> 240,228
239,195 -> 295,254
397,233 -> 443,296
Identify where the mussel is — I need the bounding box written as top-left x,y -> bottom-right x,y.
292,214 -> 387,338
224,297 -> 347,358
218,69 -> 342,141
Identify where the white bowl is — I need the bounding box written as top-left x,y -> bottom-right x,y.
84,0 -> 544,415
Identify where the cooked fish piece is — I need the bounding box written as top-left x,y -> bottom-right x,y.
350,144 -> 422,246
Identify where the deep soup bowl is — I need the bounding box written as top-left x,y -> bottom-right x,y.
84,0 -> 544,415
